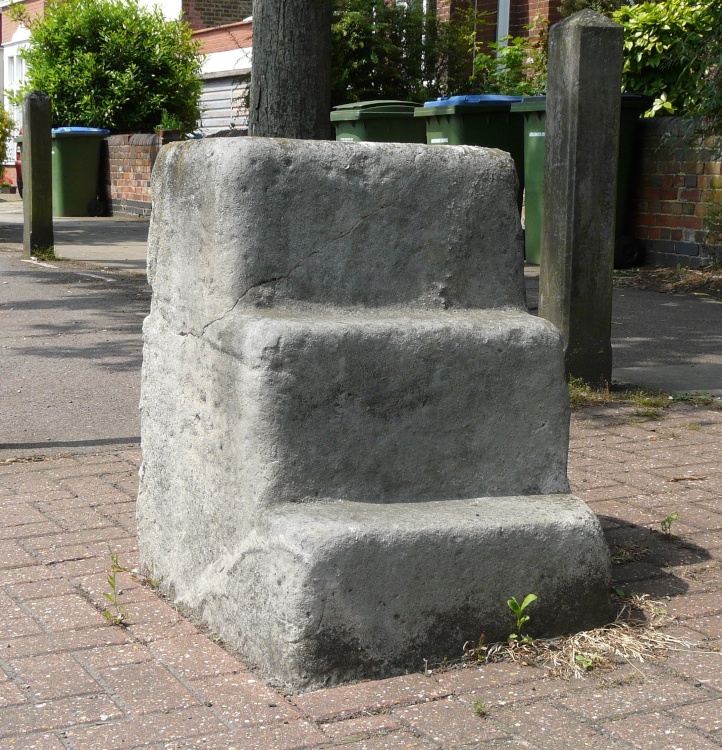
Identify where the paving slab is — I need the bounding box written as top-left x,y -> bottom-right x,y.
0,403 -> 720,748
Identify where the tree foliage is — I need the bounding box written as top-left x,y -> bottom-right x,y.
470,18 -> 548,96
687,0 -> 722,136
11,0 -> 203,133
613,0 -> 713,117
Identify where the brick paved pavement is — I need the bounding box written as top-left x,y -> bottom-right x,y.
1,402 -> 721,749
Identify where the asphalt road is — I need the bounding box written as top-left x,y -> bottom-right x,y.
0,248 -> 150,459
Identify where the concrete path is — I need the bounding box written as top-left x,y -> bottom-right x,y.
526,268 -> 722,396
1,196 -> 721,748
0,197 -> 149,273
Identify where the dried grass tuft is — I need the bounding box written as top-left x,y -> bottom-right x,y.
461,594 -> 698,680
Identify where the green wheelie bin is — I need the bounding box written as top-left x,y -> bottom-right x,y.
51,127 -> 110,216
414,94 -> 525,207
511,94 -> 651,267
330,101 -> 426,144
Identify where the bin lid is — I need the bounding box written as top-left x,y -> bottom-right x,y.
424,94 -> 523,107
509,96 -> 547,113
52,126 -> 111,137
331,100 -> 421,122
509,93 -> 654,113
416,94 -> 523,116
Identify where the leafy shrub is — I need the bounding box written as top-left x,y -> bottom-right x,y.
331,1 -> 547,104
10,0 -> 203,134
613,0 -> 713,116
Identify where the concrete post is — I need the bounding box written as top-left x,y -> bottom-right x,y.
538,10 -> 623,387
22,91 -> 54,255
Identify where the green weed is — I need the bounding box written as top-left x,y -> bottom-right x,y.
102,547 -> 128,626
661,512 -> 681,538
568,377 -> 670,413
507,593 -> 537,644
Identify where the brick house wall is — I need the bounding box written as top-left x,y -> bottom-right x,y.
438,0 -> 562,42
182,0 -> 251,31
628,118 -> 722,267
1,0 -> 44,43
509,0 -> 562,37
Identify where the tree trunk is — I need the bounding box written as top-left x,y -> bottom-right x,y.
249,0 -> 333,139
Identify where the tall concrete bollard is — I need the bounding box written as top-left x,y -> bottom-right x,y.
22,91 -> 54,255
138,137 -> 612,691
539,10 -> 623,387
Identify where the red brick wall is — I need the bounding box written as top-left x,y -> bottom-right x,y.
628,118 -> 722,267
509,0 -> 562,37
101,134 -> 165,217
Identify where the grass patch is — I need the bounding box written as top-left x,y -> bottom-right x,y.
669,392 -> 722,409
568,377 -> 671,412
31,245 -> 56,261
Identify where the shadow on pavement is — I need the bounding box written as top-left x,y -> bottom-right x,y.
603,517 -> 713,599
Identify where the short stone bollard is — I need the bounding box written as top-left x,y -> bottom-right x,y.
138,137 -> 611,691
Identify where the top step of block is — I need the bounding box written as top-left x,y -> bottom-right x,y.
148,138 -> 525,327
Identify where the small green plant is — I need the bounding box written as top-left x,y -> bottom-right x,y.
103,547 -> 129,626
0,106 -> 15,171
138,564 -> 163,589
660,511 -> 681,538
575,652 -> 601,671
568,376 -> 672,416
155,111 -> 187,133
507,593 -> 537,644
463,632 -> 488,661
631,407 -> 664,423
472,700 -> 488,717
